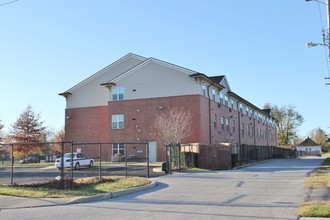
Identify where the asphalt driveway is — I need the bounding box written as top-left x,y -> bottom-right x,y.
1,157 -> 325,220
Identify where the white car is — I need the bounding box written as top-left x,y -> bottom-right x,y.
55,152 -> 94,170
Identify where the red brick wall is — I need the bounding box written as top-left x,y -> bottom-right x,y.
64,106 -> 109,156
108,95 -> 203,161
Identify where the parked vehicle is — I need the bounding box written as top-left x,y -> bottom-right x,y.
55,152 -> 94,170
19,156 -> 40,164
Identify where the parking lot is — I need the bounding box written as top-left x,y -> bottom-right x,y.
0,162 -> 164,185
0,158 -> 325,220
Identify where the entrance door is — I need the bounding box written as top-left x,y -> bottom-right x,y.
148,142 -> 157,162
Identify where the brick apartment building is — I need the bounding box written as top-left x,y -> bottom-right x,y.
59,53 -> 277,162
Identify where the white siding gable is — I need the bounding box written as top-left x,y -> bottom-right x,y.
109,59 -> 200,100
65,54 -> 146,108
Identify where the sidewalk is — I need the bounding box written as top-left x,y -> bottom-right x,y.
0,181 -> 156,209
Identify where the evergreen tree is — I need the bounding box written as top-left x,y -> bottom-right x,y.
9,105 -> 46,156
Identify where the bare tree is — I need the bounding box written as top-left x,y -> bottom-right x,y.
309,127 -> 327,145
309,127 -> 330,153
264,103 -> 304,145
9,105 -> 46,157
153,107 -> 192,145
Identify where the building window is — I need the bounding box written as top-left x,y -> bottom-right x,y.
220,92 -> 224,104
112,114 -> 124,129
226,118 -> 229,132
221,117 -> 225,131
224,95 -> 229,107
202,83 -> 206,97
212,89 -> 216,101
232,119 -> 235,133
241,122 -> 244,137
112,86 -> 124,101
239,103 -> 243,113
256,128 -> 259,139
230,99 -> 234,109
213,114 -> 217,128
112,143 -> 124,156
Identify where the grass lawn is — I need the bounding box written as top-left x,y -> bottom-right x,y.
295,202 -> 330,218
0,176 -> 151,198
295,157 -> 330,218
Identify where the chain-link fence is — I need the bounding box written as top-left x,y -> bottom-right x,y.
0,141 -> 163,188
232,144 -> 295,166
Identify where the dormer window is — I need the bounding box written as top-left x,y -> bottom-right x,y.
212,88 -> 216,101
201,83 -> 206,97
224,95 -> 229,106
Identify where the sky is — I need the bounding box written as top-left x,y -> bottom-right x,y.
0,0 -> 330,138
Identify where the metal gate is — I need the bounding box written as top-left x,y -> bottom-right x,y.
166,143 -> 181,174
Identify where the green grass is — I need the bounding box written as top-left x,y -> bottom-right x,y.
304,173 -> 330,187
297,157 -> 330,218
304,158 -> 330,188
0,177 -> 151,198
295,202 -> 330,218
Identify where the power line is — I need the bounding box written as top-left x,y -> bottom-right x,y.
0,0 -> 20,7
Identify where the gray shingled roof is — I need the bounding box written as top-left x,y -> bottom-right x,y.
298,137 -> 319,146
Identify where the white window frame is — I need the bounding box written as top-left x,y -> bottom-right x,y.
112,114 -> 124,129
112,143 -> 125,156
112,86 -> 124,101
212,88 -> 216,101
201,83 -> 206,97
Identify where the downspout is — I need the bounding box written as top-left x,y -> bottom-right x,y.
237,100 -> 242,165
253,109 -> 256,146
207,82 -> 215,145
266,118 -> 269,147
237,101 -> 241,147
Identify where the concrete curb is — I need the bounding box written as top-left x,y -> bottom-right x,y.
67,180 -> 156,205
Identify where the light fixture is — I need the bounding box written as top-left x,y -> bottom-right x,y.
305,42 -> 326,48
305,0 -> 327,5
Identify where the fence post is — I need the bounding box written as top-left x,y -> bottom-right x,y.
169,144 -> 172,174
239,144 -> 242,165
146,142 -> 149,179
125,143 -> 127,178
178,143 -> 181,172
98,143 -> 102,179
70,140 -> 74,189
11,144 -> 14,186
60,141 -> 64,189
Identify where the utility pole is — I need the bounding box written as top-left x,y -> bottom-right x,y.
327,0 -> 330,85
327,0 -> 330,31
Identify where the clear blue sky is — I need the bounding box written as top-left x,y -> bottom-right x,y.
0,0 -> 329,138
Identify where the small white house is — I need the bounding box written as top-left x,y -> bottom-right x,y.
296,137 -> 322,157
